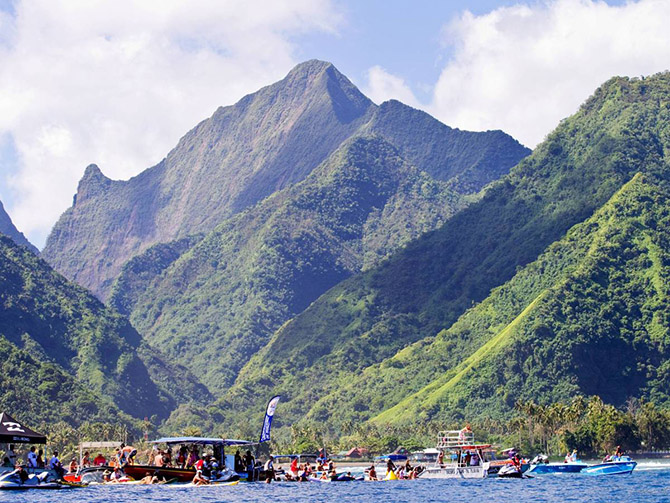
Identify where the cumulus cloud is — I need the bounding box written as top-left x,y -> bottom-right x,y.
363,65 -> 422,109
0,0 -> 339,247
429,0 -> 670,148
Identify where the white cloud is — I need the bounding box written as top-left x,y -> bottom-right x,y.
428,0 -> 670,148
363,65 -> 422,109
0,0 -> 340,247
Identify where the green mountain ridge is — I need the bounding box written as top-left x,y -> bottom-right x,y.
206,73 -> 670,434
0,234 -> 210,427
101,74 -> 528,395
111,135 -> 465,392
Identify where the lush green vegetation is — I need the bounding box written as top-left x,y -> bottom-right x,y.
204,73 -> 670,439
0,234 -> 209,429
109,107 -> 526,395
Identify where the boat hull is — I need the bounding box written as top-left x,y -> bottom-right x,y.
581,461 -> 636,476
419,464 -> 488,479
527,463 -> 588,475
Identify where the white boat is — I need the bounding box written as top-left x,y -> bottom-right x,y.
418,429 -> 490,479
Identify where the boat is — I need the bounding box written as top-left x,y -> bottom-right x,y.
581,456 -> 637,476
526,461 -> 588,474
418,428 -> 491,479
122,437 -> 251,483
486,448 -> 530,476
0,470 -> 74,490
497,464 -> 523,478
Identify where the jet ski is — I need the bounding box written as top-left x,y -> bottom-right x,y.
497,464 -> 524,479
0,469 -> 73,490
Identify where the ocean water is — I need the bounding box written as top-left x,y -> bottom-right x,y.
3,462 -> 670,502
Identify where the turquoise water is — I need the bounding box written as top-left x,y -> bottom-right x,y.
2,462 -> 670,502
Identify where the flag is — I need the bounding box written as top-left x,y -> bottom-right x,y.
259,395 -> 281,443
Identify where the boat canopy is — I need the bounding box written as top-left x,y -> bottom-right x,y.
150,436 -> 253,446
0,412 -> 46,444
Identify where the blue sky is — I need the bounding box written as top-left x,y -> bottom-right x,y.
0,0 -> 664,247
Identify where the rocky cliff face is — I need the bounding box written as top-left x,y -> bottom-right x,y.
42,60 -> 377,299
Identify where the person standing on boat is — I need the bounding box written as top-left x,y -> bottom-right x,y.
234,450 -> 242,472
5,445 -> 16,467
244,450 -> 255,482
437,450 -> 444,466
36,449 -> 45,468
27,446 -> 37,470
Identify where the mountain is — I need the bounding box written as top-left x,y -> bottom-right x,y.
104,102 -> 528,394
213,73 -> 670,432
42,61 -> 529,302
0,200 -> 38,253
42,60 -> 377,300
0,234 -> 210,427
110,135 -> 464,392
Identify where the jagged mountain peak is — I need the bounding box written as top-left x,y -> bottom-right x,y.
75,163 -> 112,205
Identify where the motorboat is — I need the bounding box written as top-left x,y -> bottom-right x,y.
123,437 -> 249,483
418,428 -> 491,479
581,456 -> 636,476
0,469 -> 72,490
526,461 -> 588,474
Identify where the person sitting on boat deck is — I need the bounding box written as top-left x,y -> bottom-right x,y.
68,457 -> 78,473
366,465 -> 378,481
27,446 -> 38,470
437,450 -> 444,466
81,451 -> 91,468
187,447 -> 199,468
386,458 -> 396,475
2,458 -> 13,469
36,449 -> 45,468
13,465 -> 29,484
93,452 -> 106,466
49,451 -> 65,479
108,466 -> 126,483
164,447 -> 173,467
192,469 -> 210,486
5,444 -> 16,467
102,470 -> 111,482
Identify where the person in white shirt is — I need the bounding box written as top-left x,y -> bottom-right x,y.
27,446 -> 37,469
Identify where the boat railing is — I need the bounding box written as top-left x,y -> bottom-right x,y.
437,430 -> 475,449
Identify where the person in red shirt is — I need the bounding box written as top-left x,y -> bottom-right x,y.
93,453 -> 107,466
